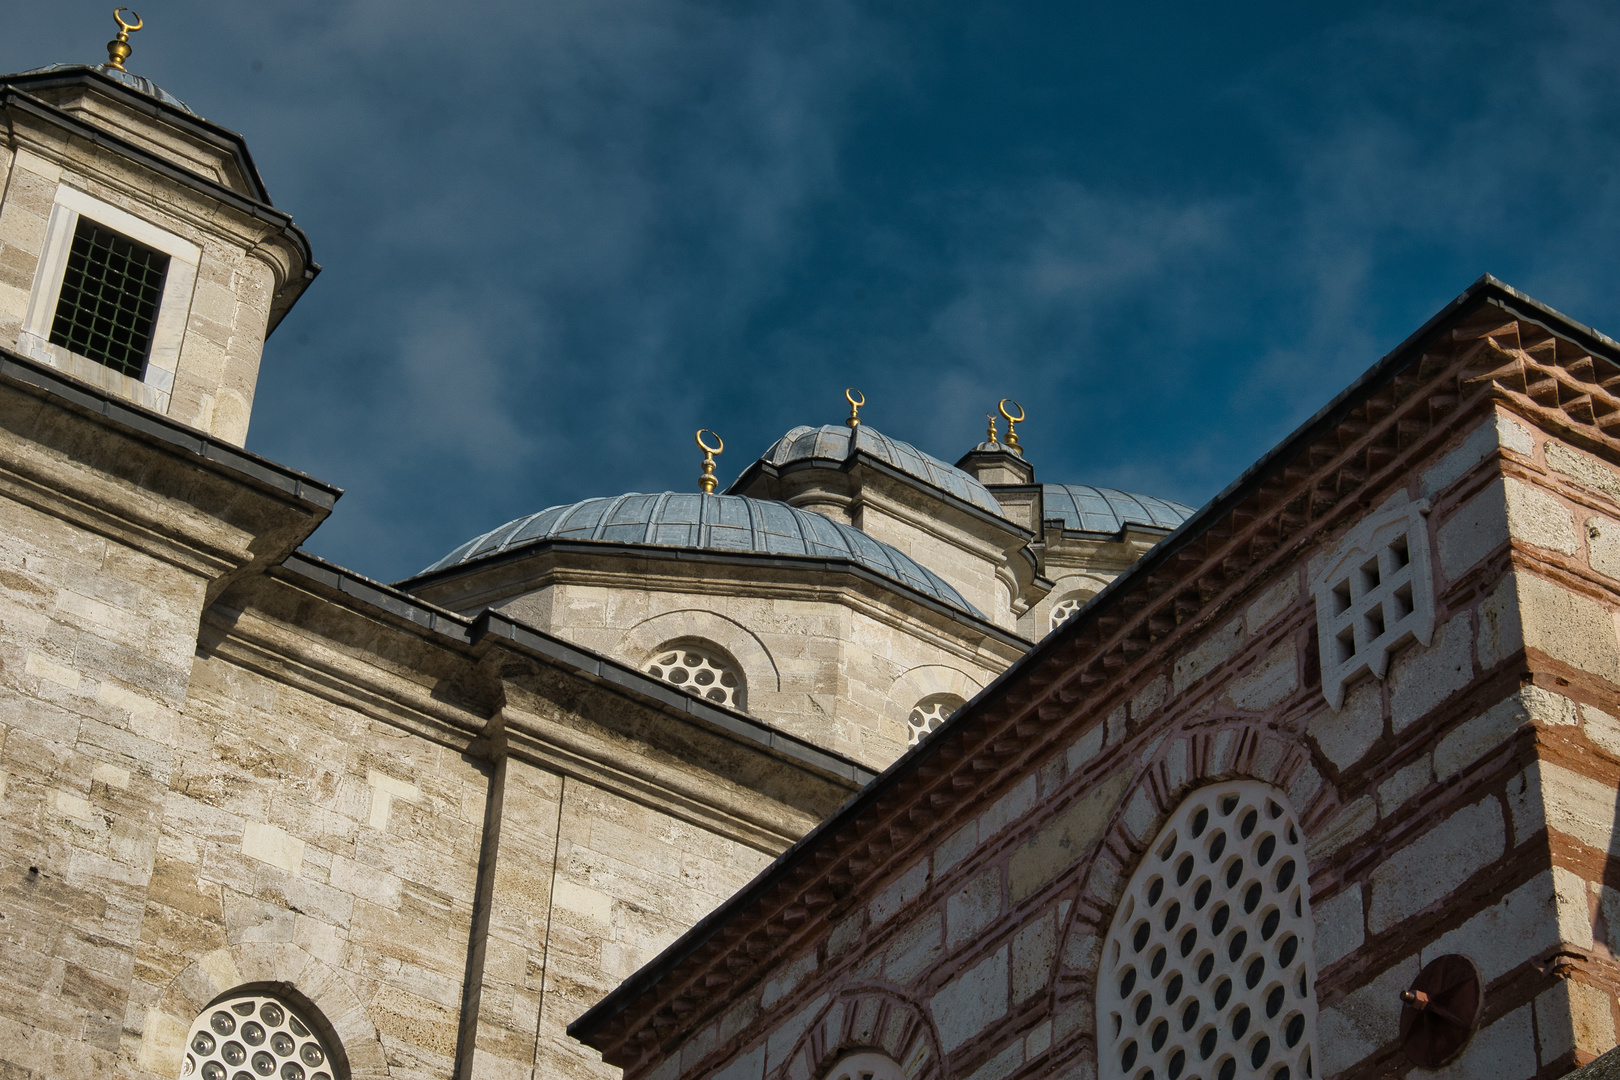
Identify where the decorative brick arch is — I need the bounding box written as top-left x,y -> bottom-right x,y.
620,609 -> 780,693
144,943 -> 388,1080
1047,718 -> 1328,1023
772,984 -> 944,1080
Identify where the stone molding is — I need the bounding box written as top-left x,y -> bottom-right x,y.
886,665 -> 984,722
620,609 -> 782,694
146,944 -> 388,1080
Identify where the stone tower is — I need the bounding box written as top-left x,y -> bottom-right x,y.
0,58 -> 316,443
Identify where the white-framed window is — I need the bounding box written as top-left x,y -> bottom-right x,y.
18,185 -> 199,413
1310,499 -> 1434,710
645,643 -> 744,709
1098,781 -> 1317,1080
907,693 -> 964,746
179,992 -> 336,1080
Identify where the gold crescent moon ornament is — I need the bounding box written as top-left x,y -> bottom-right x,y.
845,388 -> 865,429
695,429 -> 724,493
107,8 -> 143,70
998,399 -> 1026,456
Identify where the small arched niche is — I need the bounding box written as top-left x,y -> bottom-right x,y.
178,986 -> 347,1080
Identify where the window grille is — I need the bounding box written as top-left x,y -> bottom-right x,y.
49,217 -> 169,378
1099,781 -> 1317,1080
179,993 -> 335,1080
645,645 -> 743,709
907,694 -> 963,746
1310,500 -> 1434,710
1049,596 -> 1084,633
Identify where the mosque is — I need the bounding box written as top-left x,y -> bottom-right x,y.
4,18 -> 1620,1080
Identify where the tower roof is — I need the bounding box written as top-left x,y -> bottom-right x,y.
414,491 -> 985,616
21,62 -> 193,114
738,424 -> 1005,517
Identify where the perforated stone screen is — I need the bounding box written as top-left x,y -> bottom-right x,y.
907,694 -> 963,746
1049,597 -> 1083,633
645,645 -> 744,709
179,993 -> 335,1080
1098,781 -> 1317,1080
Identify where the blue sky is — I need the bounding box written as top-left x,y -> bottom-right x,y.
8,2 -> 1620,581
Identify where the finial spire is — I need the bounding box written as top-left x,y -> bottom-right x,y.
107,8 -> 143,72
696,429 -> 724,493
998,399 -> 1026,457
985,412 -> 999,446
844,388 -> 864,429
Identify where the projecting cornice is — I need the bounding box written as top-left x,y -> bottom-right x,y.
567,275 -> 1620,1068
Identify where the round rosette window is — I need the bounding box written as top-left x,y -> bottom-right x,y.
1098,781 -> 1317,1080
178,994 -> 335,1080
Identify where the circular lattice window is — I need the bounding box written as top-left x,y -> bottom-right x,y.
1098,781 -> 1317,1080
907,694 -> 963,746
1049,596 -> 1084,633
645,645 -> 744,709
178,993 -> 335,1080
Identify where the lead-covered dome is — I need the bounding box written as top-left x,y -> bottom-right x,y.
20,63 -> 195,114
417,492 -> 984,617
745,425 -> 1004,516
1041,484 -> 1194,535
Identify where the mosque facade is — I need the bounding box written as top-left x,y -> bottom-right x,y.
7,30 -> 1620,1080
0,50 -> 1194,1080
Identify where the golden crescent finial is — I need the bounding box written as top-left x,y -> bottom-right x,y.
845,387 -> 864,429
696,429 -> 724,493
107,8 -> 143,71
998,399 -> 1025,456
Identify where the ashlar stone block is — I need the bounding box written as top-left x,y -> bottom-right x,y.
1388,612 -> 1473,734
1367,796 -> 1504,933
930,945 -> 1008,1052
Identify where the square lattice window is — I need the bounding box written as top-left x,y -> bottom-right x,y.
48,218 -> 170,378
1311,499 -> 1435,709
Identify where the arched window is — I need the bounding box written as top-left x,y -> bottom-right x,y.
1098,781 -> 1317,1080
645,643 -> 744,709
179,991 -> 337,1080
1049,595 -> 1089,633
907,694 -> 964,746
823,1050 -> 905,1080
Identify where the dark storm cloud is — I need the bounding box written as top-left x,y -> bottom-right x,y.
9,2 -> 1620,579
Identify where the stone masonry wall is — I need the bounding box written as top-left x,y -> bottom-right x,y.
491,577 -> 1019,774
626,396 -> 1620,1080
0,411 -> 857,1080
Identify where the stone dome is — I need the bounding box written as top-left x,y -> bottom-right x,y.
1041,484 -> 1194,535
745,425 -> 1004,516
417,492 -> 984,616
